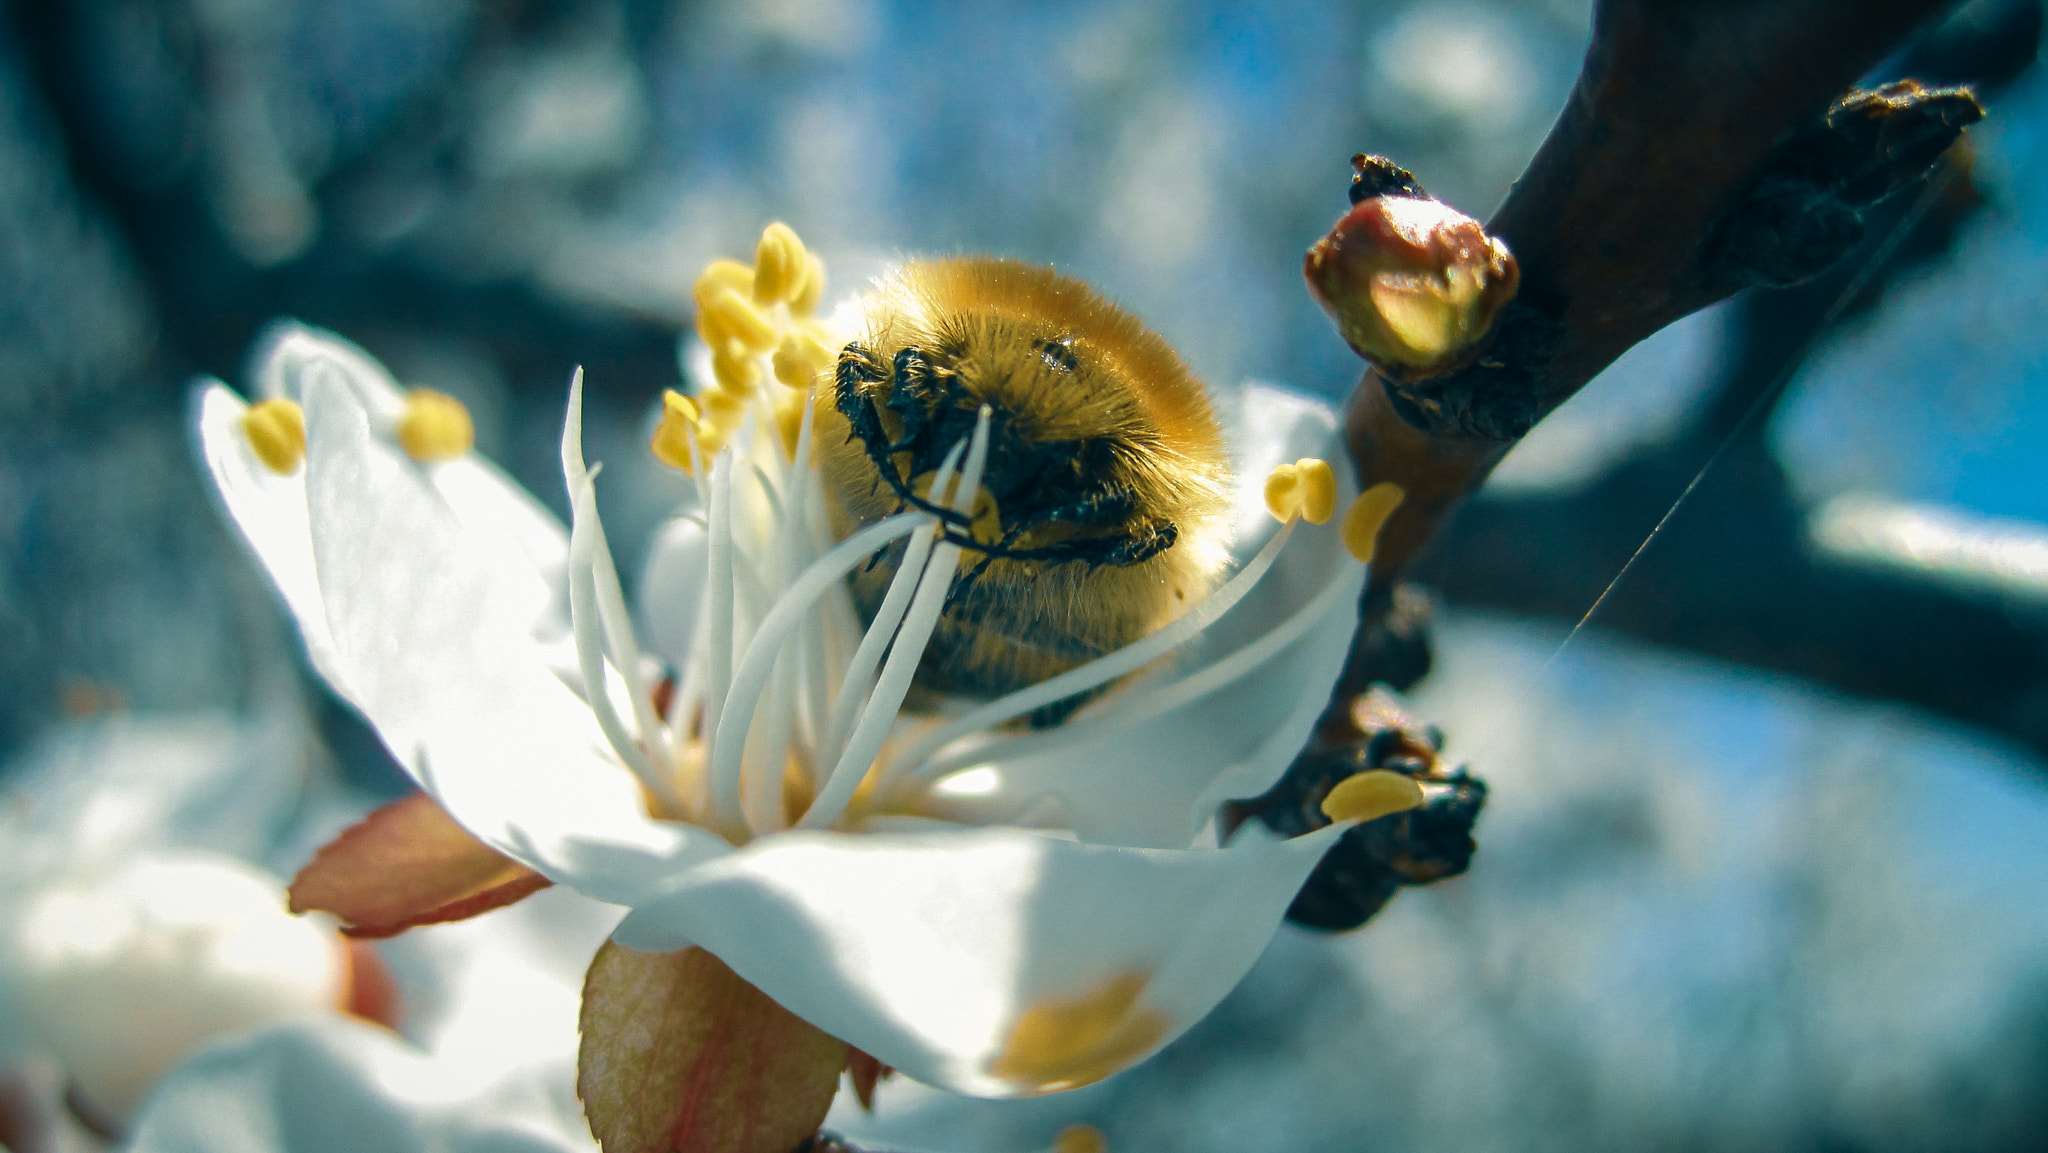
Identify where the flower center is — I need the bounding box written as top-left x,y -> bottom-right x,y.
561,223 -> 1391,845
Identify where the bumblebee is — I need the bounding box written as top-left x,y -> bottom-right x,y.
814,258 -> 1232,711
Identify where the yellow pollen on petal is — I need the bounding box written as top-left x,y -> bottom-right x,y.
241,397 -> 306,474
989,970 -> 1168,1094
1054,1125 -> 1108,1153
1321,768 -> 1426,823
396,389 -> 474,462
772,331 -> 834,389
1341,481 -> 1406,563
650,389 -> 705,473
791,251 -> 827,316
692,259 -> 754,309
704,287 -> 777,355
752,221 -> 807,306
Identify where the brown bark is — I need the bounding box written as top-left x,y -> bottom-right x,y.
1336,0 -> 1960,695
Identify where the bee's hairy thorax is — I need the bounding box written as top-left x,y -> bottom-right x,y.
814,258 -> 1230,714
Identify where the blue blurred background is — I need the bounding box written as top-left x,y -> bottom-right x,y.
1,0 -> 2045,1149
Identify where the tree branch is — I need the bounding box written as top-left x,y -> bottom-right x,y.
1330,0 -> 1961,699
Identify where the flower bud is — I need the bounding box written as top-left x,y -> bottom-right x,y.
1304,193 -> 1519,380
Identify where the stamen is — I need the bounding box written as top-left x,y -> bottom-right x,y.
1055,1125 -> 1109,1153
701,455 -> 739,832
909,540 -> 1360,786
650,390 -> 705,473
815,443 -> 964,773
1262,458 -> 1336,525
563,371 -> 682,814
709,513 -> 928,835
752,222 -> 807,306
772,332 -> 834,389
703,287 -> 777,355
1320,769 -> 1425,823
791,252 -> 826,315
884,520 -> 1299,789
803,410 -> 991,830
709,351 -> 761,399
396,389 -> 474,462
241,397 -> 306,474
693,259 -> 755,308
1341,481 -> 1406,563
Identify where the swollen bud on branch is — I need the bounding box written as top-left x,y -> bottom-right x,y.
1304,156 -> 1519,383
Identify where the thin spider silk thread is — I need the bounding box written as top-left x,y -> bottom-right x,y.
1544,167 -> 1959,672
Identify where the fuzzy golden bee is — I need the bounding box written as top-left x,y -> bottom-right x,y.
813,257 -> 1233,715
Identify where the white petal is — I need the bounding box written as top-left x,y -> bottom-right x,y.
128,1018 -> 595,1153
257,324 -> 572,640
638,514 -> 709,668
298,373 -> 723,905
4,853 -> 341,1125
924,384 -> 1363,848
254,322 -> 406,419
611,823 -> 1345,1097
197,384 -> 353,702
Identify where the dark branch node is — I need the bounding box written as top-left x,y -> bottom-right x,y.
1225,688 -> 1487,933
1706,80 -> 1984,289
1348,153 -> 1429,203
1377,300 -> 1562,441
1334,583 -> 1436,700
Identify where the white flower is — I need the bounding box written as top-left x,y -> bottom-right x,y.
196,237 -> 1379,1097
0,715 -> 345,1129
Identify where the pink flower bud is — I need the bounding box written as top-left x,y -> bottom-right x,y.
1304,194 -> 1520,379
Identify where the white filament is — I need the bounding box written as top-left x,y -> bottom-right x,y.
910,538 -> 1357,785
801,409 -> 992,830
880,520 -> 1298,794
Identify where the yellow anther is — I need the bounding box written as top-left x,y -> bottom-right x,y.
1296,459 -> 1337,523
1264,458 -> 1335,524
396,389 -> 473,463
241,397 -> 306,475
752,222 -> 807,306
703,390 -> 747,429
1264,463 -> 1304,523
1340,481 -> 1406,564
704,287 -> 777,355
791,251 -> 827,315
650,390 -> 705,473
1054,1125 -> 1108,1153
1321,768 -> 1425,824
695,306 -> 734,354
773,391 -> 808,458
711,347 -> 761,395
772,331 -> 835,389
692,259 -> 754,309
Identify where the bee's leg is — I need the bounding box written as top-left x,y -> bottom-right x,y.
885,347 -> 937,453
836,344 -> 971,528
835,343 -> 892,456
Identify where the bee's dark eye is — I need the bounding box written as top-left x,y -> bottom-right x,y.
1036,338 -> 1078,373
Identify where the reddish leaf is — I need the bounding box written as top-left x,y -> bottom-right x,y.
578,941 -> 849,1153
289,792 -> 551,938
844,1050 -> 892,1113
